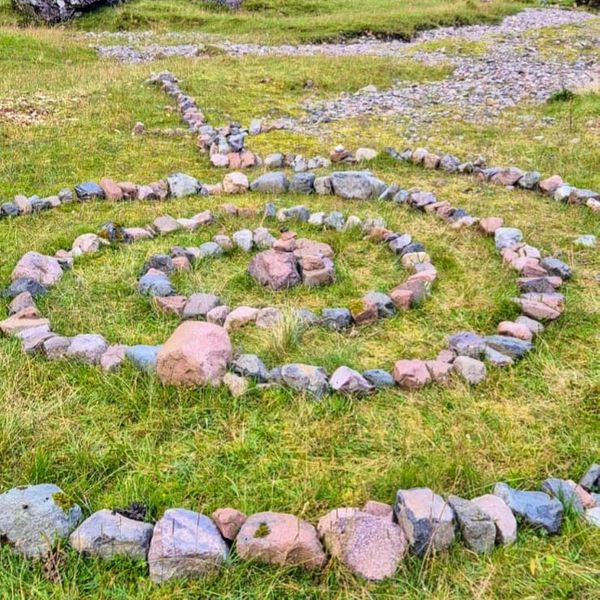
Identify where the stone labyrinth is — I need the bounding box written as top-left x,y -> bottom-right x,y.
1,5 -> 599,589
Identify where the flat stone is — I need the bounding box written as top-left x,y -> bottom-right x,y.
453,356 -> 487,384
539,175 -> 563,194
485,335 -> 533,359
425,360 -> 453,385
156,322 -> 232,386
484,346 -> 514,367
493,482 -> 563,534
70,509 -> 153,559
18,325 -> 54,353
148,509 -> 228,583
153,215 -> 180,234
280,363 -> 329,399
154,295 -> 187,316
318,509 -> 407,581
448,495 -> 495,554
329,366 -> 374,397
66,334 -> 108,364
394,488 -> 455,555
224,307 -> 259,331
490,167 -> 525,186
0,484 -> 82,558
448,331 -> 486,358
330,171 -> 385,200
393,359 -> 431,389
472,494 -> 517,545
183,293 -> 222,320
43,335 -> 72,359
514,297 -> 561,321
75,182 -> 104,201
250,172 -> 289,194
237,512 -> 326,570
362,369 -> 395,388
541,478 -> 584,514
99,177 -> 123,201
540,257 -> 572,280
212,508 -> 247,542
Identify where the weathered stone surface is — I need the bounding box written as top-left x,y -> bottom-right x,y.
0,484 -> 82,558
280,363 -> 329,399
320,308 -> 352,331
329,366 -> 374,396
70,509 -> 153,559
183,293 -> 221,320
73,233 -> 105,254
12,252 -> 63,286
579,464 -> 600,492
256,307 -> 283,328
13,0 -> 121,23
224,306 -> 259,331
485,335 -> 533,359
8,291 -> 36,315
43,335 -> 72,359
248,250 -> 301,291
448,331 -> 486,358
153,215 -> 180,234
223,372 -> 249,397
330,171 -> 386,200
18,324 -> 54,353
153,295 -> 187,316
237,512 -> 326,570
425,360 -> 453,385
494,482 -> 563,534
497,321 -> 533,341
540,257 -> 572,280
212,508 -> 246,542
156,322 -> 232,386
393,359 -> 431,389
100,344 -> 127,372
447,495 -> 495,554
148,509 -> 228,583
586,507 -> 600,527
223,172 -> 249,194
66,334 -> 108,364
318,509 -> 407,581
495,227 -> 523,250
75,181 -> 104,201
539,175 -> 563,194
514,297 -> 561,321
453,356 -> 487,384
167,173 -> 202,198
138,273 -> 174,297
472,494 -> 517,545
394,488 -> 455,555
541,478 -> 584,514
231,353 -> 269,382
362,369 -> 395,388
126,345 -> 161,372
250,172 -> 289,194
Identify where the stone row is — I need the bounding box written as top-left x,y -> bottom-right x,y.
1,168 -> 571,397
1,465 -> 598,582
384,146 -> 600,214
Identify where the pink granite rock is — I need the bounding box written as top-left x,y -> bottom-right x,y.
211,508 -> 247,542
99,177 -> 123,201
497,321 -> 533,341
248,250 -> 301,291
12,252 -> 63,286
393,359 -> 431,389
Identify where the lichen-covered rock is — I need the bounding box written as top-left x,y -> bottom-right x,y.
70,509 -> 153,559
0,484 -> 82,557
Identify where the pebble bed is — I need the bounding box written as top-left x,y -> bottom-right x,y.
2,166 -> 571,398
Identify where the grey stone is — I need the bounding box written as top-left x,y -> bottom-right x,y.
13,0 -> 120,23
362,369 -> 395,388
574,234 -> 597,247
148,509 -> 228,583
448,495 -> 495,554
18,325 -> 54,353
70,509 -> 153,559
282,205 -> 310,222
495,227 -> 523,250
263,202 -> 277,218
579,464 -> 600,492
264,153 -> 284,168
256,307 -> 283,328
485,335 -> 533,360
329,366 -> 374,397
453,356 -> 487,384
321,308 -> 352,331
483,346 -> 513,367
314,176 -> 333,195
231,354 -> 269,382
541,478 -> 584,514
1,202 -> 19,217
183,293 -> 221,319
167,172 -> 202,198
250,172 -> 289,194
493,482 -> 563,534
439,154 -> 460,172
233,229 -> 254,252
43,335 -> 72,359
126,345 -> 161,372
518,171 -> 541,189
324,211 -> 345,231
138,274 -> 174,297
289,173 -> 315,194
66,334 -> 109,364
280,363 -> 329,399
448,331 -> 486,358
540,257 -> 572,280
0,484 -> 82,557
75,181 -> 104,201
141,255 -> 174,276
198,242 -> 224,258
553,184 -> 573,202
362,291 -> 396,318
394,488 -> 455,556
330,171 -> 385,200
515,315 -> 544,336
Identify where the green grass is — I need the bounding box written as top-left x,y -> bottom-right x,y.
1,10 -> 600,600
0,0 -> 530,43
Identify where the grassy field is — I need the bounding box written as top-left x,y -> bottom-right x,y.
0,3 -> 599,599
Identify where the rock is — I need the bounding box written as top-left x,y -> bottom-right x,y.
318,509 -> 407,581
154,295 -> 187,316
126,345 -> 161,372
73,233 -> 105,254
256,307 -> 283,328
148,509 -> 228,583
43,335 -> 72,360
472,494 -> 517,545
453,356 -> 487,384
224,306 -> 259,331
99,177 -> 123,201
514,297 -> 561,321
138,274 -> 174,297
490,167 -> 525,186
330,171 -> 385,200
479,217 -> 504,235
250,172 -> 289,194
253,227 -> 276,249
393,359 -> 431,389
264,153 -> 284,168
153,215 -> 180,234
206,305 -> 230,326
233,229 -> 254,252
223,172 -> 249,194
579,464 -> 600,492
495,227 -> 523,250
248,250 -> 301,291
447,495 -> 495,554
329,366 -> 374,397
236,512 -> 326,570
362,369 -> 395,388
167,173 -> 202,198
100,344 -> 127,372
448,331 -> 486,358
541,478 -> 584,514
66,334 -> 108,364
0,484 -> 82,558
198,242 -> 224,258
484,346 -> 513,367
290,173 -> 315,194
485,335 -> 533,359
8,292 -> 36,315
355,148 -> 378,161
280,363 -> 329,399
439,154 -> 460,172
518,171 -> 541,189
425,360 -> 453,385
362,501 -> 394,520
4,277 -> 47,298
553,184 -> 573,202
75,181 -> 104,201
515,315 -> 544,336
539,175 -> 563,194
12,252 -> 63,287
394,488 -> 455,555
585,507 -> 600,527
321,308 -> 352,331
540,257 -> 572,280
70,509 -> 153,559
14,0 -> 120,22
0,307 -> 48,336
493,482 -> 563,534
18,325 -> 54,353
574,234 -> 597,247
156,322 -> 232,386
314,175 -> 333,195
223,372 -> 249,397
212,508 -> 246,542
231,354 -> 269,382
182,293 -> 221,320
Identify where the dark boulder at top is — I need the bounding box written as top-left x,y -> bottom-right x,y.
13,0 -> 125,23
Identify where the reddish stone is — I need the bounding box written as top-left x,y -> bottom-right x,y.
539,175 -> 563,194
393,359 -> 431,389
479,217 -> 504,235
211,508 -> 247,542
100,177 -> 123,201
153,296 -> 187,316
248,250 -> 301,291
425,360 -> 453,385
497,321 -> 533,341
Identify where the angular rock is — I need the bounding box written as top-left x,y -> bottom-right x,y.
100,344 -> 127,373
66,334 -> 108,364
43,335 -> 72,360
541,478 -> 584,514
453,356 -> 487,384
167,173 -> 202,198
448,331 -> 486,358
224,306 -> 259,331
495,227 -> 523,250
233,229 -> 254,252
12,252 -> 63,286
579,464 -> 600,492
248,250 -> 301,291
280,363 -> 329,399
183,293 -> 222,320
393,359 -> 431,389
472,494 -> 517,545
485,335 -> 533,359
126,345 -> 161,372
250,172 -> 289,194
75,181 -> 104,201
321,308 -> 352,331
212,508 -> 246,542
540,257 -> 572,280
222,172 -> 249,194
447,495 -> 495,554
148,509 -> 228,583
329,366 -> 374,397
231,353 -> 269,382
362,369 -> 395,388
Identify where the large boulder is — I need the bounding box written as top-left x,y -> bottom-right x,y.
236,511 -> 326,570
148,509 -> 228,583
13,0 -> 124,23
156,322 -> 232,387
0,484 -> 82,557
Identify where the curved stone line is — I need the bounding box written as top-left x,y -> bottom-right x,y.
1,171 -> 570,397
